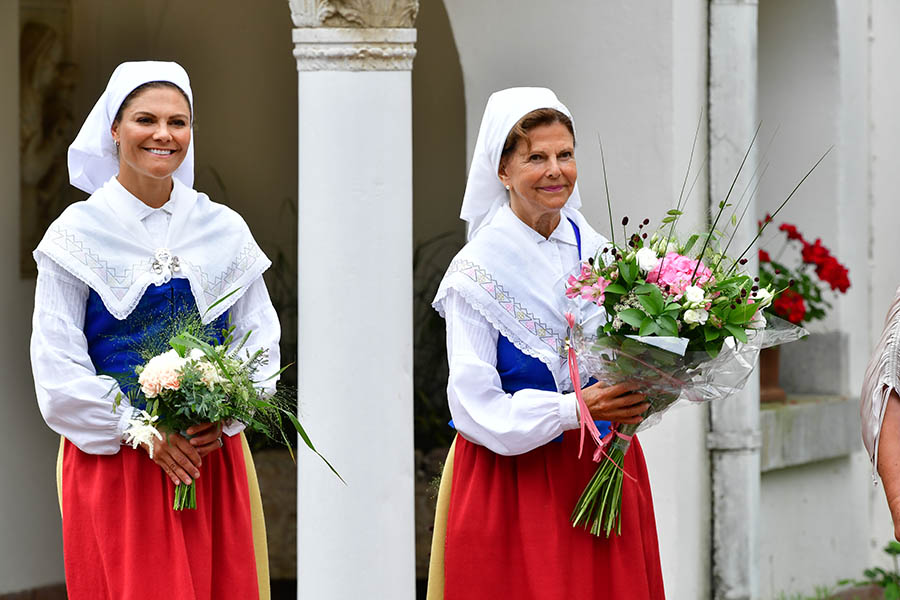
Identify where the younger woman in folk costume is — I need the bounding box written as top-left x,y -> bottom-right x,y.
427,87 -> 665,599
31,61 -> 277,600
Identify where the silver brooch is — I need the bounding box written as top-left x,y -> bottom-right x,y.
152,248 -> 181,275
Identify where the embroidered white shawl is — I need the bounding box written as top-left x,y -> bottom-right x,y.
434,204 -> 607,387
34,176 -> 270,323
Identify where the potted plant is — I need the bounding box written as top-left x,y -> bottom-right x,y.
757,216 -> 850,402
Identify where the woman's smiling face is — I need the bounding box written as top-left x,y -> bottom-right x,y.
498,121 -> 577,234
111,86 -> 191,184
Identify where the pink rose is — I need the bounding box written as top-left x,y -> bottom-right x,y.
646,252 -> 713,297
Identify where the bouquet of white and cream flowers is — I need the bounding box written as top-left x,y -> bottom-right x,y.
115,298 -> 338,510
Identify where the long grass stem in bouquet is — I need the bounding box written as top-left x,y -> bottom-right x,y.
565,123 -> 826,536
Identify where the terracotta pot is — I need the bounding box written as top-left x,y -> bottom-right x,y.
759,346 -> 787,403
829,584 -> 884,599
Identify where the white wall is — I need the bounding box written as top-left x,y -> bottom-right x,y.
0,0 -> 66,592
868,0 -> 900,569
442,2 -> 711,597
757,2 -> 889,596
760,454 -> 871,598
756,0 -> 841,340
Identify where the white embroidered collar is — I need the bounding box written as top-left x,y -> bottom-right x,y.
35,176 -> 270,322
434,203 -> 606,391
503,204 -> 580,248
114,178 -> 179,221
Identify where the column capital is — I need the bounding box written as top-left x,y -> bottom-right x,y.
289,0 -> 418,28
289,1 -> 418,71
292,27 -> 417,71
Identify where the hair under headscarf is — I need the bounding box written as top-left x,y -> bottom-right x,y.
67,61 -> 195,194
459,87 -> 582,241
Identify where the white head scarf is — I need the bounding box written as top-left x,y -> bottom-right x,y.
460,87 -> 582,241
435,88 -> 605,389
67,61 -> 195,194
39,61 -> 270,323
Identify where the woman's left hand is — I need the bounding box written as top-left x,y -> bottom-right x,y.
186,421 -> 225,458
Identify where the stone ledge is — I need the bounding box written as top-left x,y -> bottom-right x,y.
760,394 -> 861,472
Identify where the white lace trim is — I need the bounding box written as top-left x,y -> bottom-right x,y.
434,279 -> 572,393
36,226 -> 270,323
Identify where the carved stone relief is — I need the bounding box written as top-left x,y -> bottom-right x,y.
290,0 -> 419,29
20,0 -> 79,278
292,28 -> 417,71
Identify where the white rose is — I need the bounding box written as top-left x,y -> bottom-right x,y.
684,285 -> 705,306
635,247 -> 660,273
751,287 -> 774,307
683,308 -> 709,325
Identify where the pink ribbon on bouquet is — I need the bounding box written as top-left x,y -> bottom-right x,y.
565,312 -> 637,482
565,312 -> 603,458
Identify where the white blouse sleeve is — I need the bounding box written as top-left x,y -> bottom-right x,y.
444,290 -> 580,456
222,276 -> 282,437
31,255 -> 134,455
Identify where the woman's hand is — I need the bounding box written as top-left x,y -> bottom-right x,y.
186,421 -> 225,458
145,431 -> 202,486
580,381 -> 649,424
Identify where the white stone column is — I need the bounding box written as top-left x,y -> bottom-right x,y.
708,1 -> 760,599
289,2 -> 417,598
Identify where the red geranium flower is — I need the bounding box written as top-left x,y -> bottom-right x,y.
772,288 -> 807,324
801,238 -> 831,267
816,256 -> 851,293
759,221 -> 849,326
778,223 -> 805,243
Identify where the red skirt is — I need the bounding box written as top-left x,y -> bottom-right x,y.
437,432 -> 664,600
59,433 -> 267,600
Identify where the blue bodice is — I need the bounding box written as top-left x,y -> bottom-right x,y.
84,278 -> 228,409
496,334 -> 610,441
452,217 -> 609,440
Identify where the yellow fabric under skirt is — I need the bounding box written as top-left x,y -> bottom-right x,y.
426,436 -> 456,600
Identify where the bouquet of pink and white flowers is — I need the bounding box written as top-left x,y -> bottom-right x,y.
565,131 -> 823,536
116,303 -> 337,510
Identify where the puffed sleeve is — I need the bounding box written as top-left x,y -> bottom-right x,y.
31,255 -> 134,454
444,290 -> 580,456
222,276 -> 282,437
862,286 -> 900,473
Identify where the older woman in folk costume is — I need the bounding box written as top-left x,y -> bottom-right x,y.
427,88 -> 665,599
30,61 -> 277,600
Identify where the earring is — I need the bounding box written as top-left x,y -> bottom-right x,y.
505,184 -> 511,190
115,140 -> 120,148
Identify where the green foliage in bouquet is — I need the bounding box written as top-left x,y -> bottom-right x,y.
112,291 -> 340,510
566,121 -> 829,537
